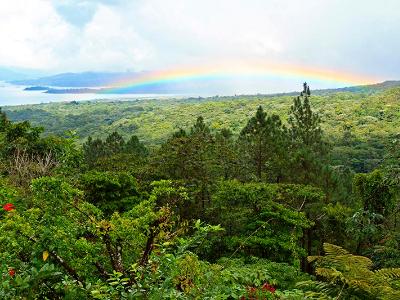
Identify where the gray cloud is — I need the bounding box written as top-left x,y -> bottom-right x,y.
0,0 -> 399,87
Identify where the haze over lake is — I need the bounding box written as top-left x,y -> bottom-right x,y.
0,82 -> 177,106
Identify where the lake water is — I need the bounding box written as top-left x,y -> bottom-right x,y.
0,82 -> 177,106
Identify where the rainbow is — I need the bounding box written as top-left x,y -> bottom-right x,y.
103,61 -> 380,93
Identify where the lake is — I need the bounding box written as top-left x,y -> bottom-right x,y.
0,82 -> 177,106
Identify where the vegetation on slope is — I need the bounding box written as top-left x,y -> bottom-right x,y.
0,83 -> 399,299
5,85 -> 400,173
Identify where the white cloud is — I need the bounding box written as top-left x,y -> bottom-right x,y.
121,0 -> 400,79
0,0 -> 152,72
63,4 -> 153,71
0,0 -> 399,81
132,0 -> 286,65
0,0 -> 74,69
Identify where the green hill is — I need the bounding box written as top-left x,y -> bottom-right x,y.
3,84 -> 400,173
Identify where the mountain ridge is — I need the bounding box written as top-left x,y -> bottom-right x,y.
10,71 -> 400,95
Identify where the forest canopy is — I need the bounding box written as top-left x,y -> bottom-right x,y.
0,84 -> 399,299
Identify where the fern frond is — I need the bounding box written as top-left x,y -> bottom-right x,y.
297,280 -> 340,297
305,244 -> 400,300
323,243 -> 349,256
307,255 -> 321,263
315,267 -> 343,282
373,268 -> 400,280
346,279 -> 372,291
304,291 -> 334,300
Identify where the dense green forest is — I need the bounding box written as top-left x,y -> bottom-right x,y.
0,83 -> 400,299
5,82 -> 400,173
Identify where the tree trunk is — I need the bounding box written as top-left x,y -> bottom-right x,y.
306,228 -> 312,274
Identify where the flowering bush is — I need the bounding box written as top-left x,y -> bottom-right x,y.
0,178 -> 311,299
240,282 -> 277,300
2,203 -> 15,211
262,283 -> 276,293
8,268 -> 15,277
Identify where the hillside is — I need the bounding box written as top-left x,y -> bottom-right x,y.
4,86 -> 400,143
4,85 -> 400,174
1,83 -> 399,299
2,1 -> 400,298
10,71 -> 142,87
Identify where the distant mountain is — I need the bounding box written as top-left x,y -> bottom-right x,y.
9,69 -> 400,96
257,80 -> 400,98
11,71 -> 144,87
10,70 -> 227,94
312,80 -> 400,95
17,79 -> 400,96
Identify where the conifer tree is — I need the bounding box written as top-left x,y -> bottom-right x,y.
288,83 -> 322,148
240,106 -> 268,180
83,136 -> 106,168
104,131 -> 125,155
154,116 -> 215,217
188,116 -> 214,211
214,128 -> 238,180
288,83 -> 327,184
240,106 -> 288,181
124,135 -> 148,157
0,108 -> 10,132
190,116 -> 210,136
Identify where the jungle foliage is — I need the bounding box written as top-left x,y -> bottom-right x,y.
0,83 -> 399,299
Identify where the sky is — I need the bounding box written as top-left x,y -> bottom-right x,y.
0,0 -> 399,93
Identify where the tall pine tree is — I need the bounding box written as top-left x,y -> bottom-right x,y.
288,83 -> 327,185
239,106 -> 288,181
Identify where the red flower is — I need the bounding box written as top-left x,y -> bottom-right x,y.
8,268 -> 15,277
262,282 -> 276,293
3,203 -> 15,211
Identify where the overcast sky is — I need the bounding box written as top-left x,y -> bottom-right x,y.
1,0 -> 399,83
